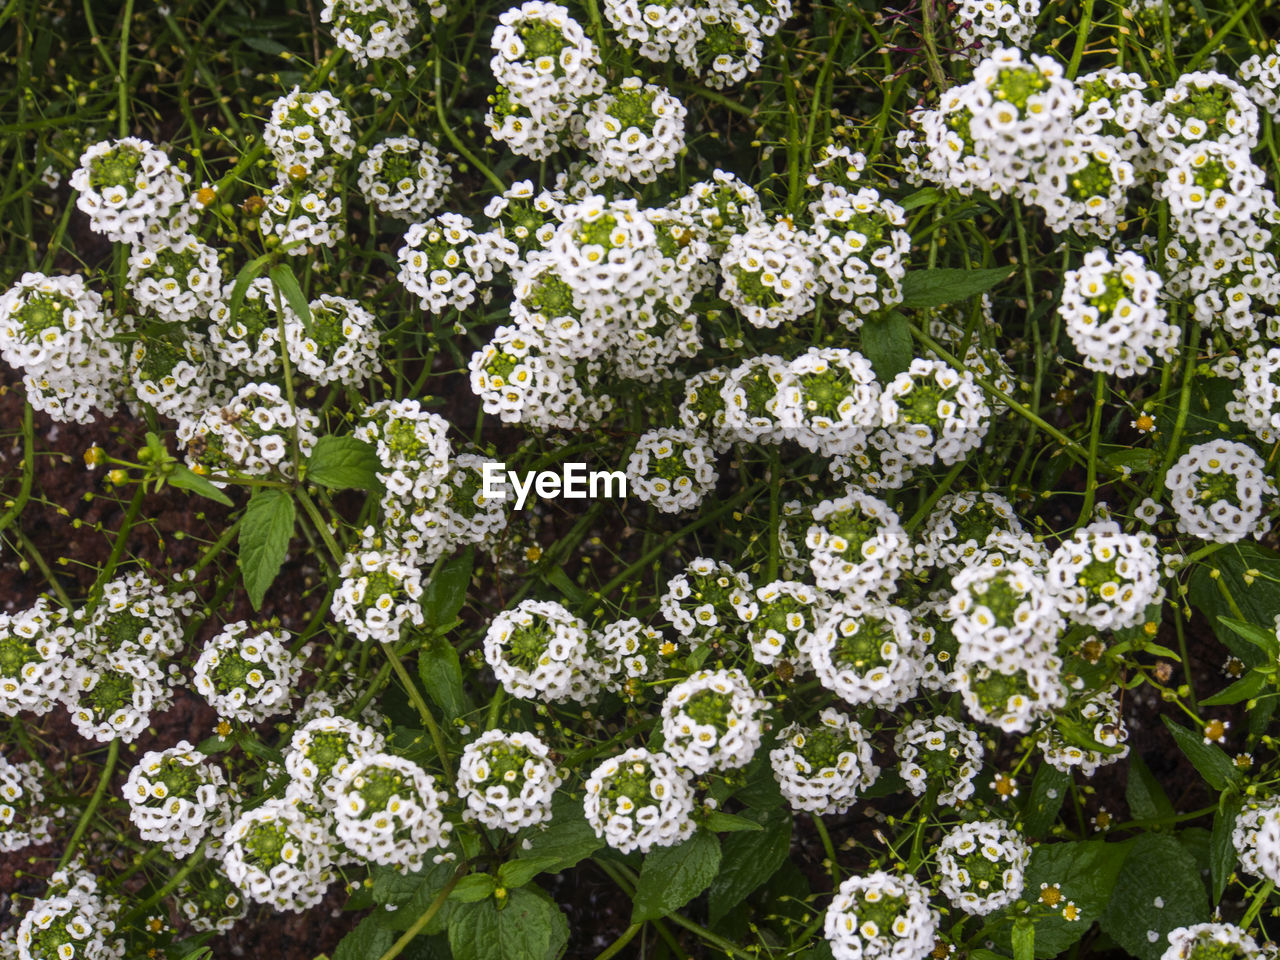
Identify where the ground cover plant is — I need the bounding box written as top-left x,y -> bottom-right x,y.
4,0 -> 1280,958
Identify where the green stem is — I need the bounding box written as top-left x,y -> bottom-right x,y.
377,865 -> 467,960
1078,372 -> 1106,525
811,812 -> 840,886
1241,880 -> 1276,930
381,640 -> 454,789
121,848 -> 207,924
918,0 -> 948,92
594,924 -> 642,960
0,402 -> 35,537
57,739 -> 119,870
1065,0 -> 1095,79
116,0 -> 135,136
1186,0 -> 1260,71
434,57 -> 505,193
1151,321 -> 1201,504
91,484 -> 147,604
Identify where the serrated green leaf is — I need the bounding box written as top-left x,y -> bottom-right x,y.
417,636 -> 469,722
306,435 -> 380,491
631,831 -> 721,923
168,465 -> 234,507
498,857 -> 561,889
708,807 -> 792,924
1162,716 -> 1241,790
238,488 -> 295,610
449,874 -> 496,903
1126,753 -> 1173,821
1098,834 -> 1210,960
1217,617 -> 1280,658
517,794 -> 603,873
333,914 -> 394,960
860,310 -> 913,380
1201,670 -> 1268,706
900,266 -> 1012,307
1211,799 -> 1241,902
423,549 -> 474,630
705,810 -> 765,833
448,887 -> 563,960
1023,763 -> 1070,838
1012,920 -> 1034,960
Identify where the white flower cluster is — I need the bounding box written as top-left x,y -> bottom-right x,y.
720,218 -> 819,328
776,347 -> 882,455
65,645 -> 172,743
1046,519 -> 1164,630
70,138 -> 190,244
749,579 -> 823,667
810,602 -> 920,709
469,324 -> 611,430
1161,923 -> 1271,960
358,136 -> 452,219
397,213 -> 495,314
0,599 -> 76,717
386,453 -> 510,560
1233,799 -> 1280,885
880,358 -> 991,468
825,870 -> 937,960
805,488 -> 911,598
1145,72 -> 1258,161
207,276 -> 291,376
948,561 -> 1062,666
333,753 -> 450,873
192,622 -> 302,723
593,618 -> 672,696
626,426 -> 718,513
174,867 -> 247,934
583,747 -> 696,854
660,557 -> 757,644
356,398 -> 452,500
259,182 -> 346,252
1036,687 -> 1129,776
321,0 -> 422,65
222,797 -> 335,912
951,0 -> 1040,62
1165,439 -> 1277,543
0,272 -> 125,423
284,715 -> 386,807
263,87 -> 355,185
895,716 -> 984,807
178,382 -> 320,482
457,729 -> 562,831
809,187 -> 909,316
483,599 -> 596,702
1058,248 -> 1177,377
89,570 -> 195,659
15,869 -> 123,960
583,77 -> 687,183
331,546 -> 425,643
770,707 -> 878,814
1227,346 -> 1280,443
129,332 -> 227,421
123,741 -> 231,857
0,751 -> 52,852
602,0 -> 783,83
126,234 -> 223,324
284,294 -> 381,386
914,491 -> 1023,573
660,668 -> 766,774
487,2 -> 604,159
1239,43 -> 1280,120
935,819 -> 1030,915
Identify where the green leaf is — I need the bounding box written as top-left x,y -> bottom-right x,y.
1210,799 -> 1241,902
631,830 -> 721,923
238,488 -> 296,610
900,266 -> 1012,307
498,857 -> 561,890
1162,716 -> 1241,791
993,840 -> 1131,957
448,887 -> 564,960
705,810 -> 765,833
269,262 -> 312,330
423,549 -> 474,630
449,874 -> 496,903
1102,447 -> 1161,474
333,914 -> 395,960
1012,920 -> 1034,960
899,187 -> 941,210
167,465 -> 234,507
1217,617 -> 1280,658
1023,763 -> 1071,838
545,566 -> 588,607
227,252 -> 274,324
417,636 -> 469,722
708,807 -> 792,925
517,794 -> 603,873
1125,753 -> 1173,821
860,310 -> 913,380
306,435 -> 380,492
1200,670 -> 1268,706
1187,544 -> 1280,666
374,861 -> 458,933
1098,834 -> 1210,960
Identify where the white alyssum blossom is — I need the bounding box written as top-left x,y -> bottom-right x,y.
809,602 -> 921,709
70,137 -> 190,244
677,7 -> 763,90
660,668 -> 767,774
178,382 -> 320,483
262,87 -> 355,185
358,136 -> 452,219
809,187 -> 909,315
192,622 -> 302,724
1046,519 -> 1164,630
1233,799 -> 1280,885
914,491 -> 1024,574
879,358 -> 991,468
1037,687 -> 1129,776
490,1 -> 604,111
284,294 -> 381,386
86,570 -> 196,660
355,398 -> 453,500
284,715 -> 386,807
333,753 -> 451,873
331,546 -> 425,643
321,0 -> 423,66
259,182 -> 346,252
895,716 -> 984,807
1158,141 -> 1273,244
206,275 -> 294,377
806,488 -> 911,599
948,560 -> 1063,667
626,426 -> 718,514
1161,923 -> 1271,960
14,869 -> 123,960
951,0 -> 1040,62
222,797 -> 335,912
958,652 -> 1067,733
720,218 -> 820,329
770,707 -> 878,814
1165,439 -> 1277,543
1239,43 -> 1280,120
1227,345 -> 1280,443
583,78 -> 687,183
678,170 -> 764,250
1058,248 -> 1177,377
65,646 -> 172,743
936,819 -> 1031,915
0,599 -> 76,717
124,741 -> 230,857
483,599 -> 596,702
456,729 -> 562,831
749,580 -> 825,668
0,752 -> 52,852
583,748 -> 696,854
659,557 -> 757,643
126,234 -> 222,323
129,332 -> 227,421
1144,71 -> 1259,162
593,618 -> 672,696
721,354 -> 791,444
776,347 -> 882,455
397,212 -> 495,314
824,870 -> 938,960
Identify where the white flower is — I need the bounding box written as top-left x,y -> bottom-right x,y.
222,797 -> 335,911
660,668 -> 767,775
770,708 -> 878,814
1165,439 -> 1277,543
627,426 -> 718,514
457,730 -> 562,831
936,819 -> 1030,915
583,748 -> 696,854
483,599 -> 597,702
192,622 -> 302,723
333,753 -> 451,873
824,870 -> 937,960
